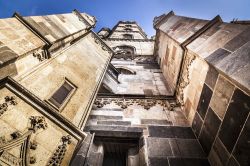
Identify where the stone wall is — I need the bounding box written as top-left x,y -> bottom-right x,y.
154,11 -> 250,166
156,31 -> 184,95
16,32 -> 112,128
0,11 -> 112,165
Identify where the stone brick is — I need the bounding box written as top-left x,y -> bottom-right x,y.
197,84 -> 213,119
208,138 -> 230,166
148,157 -> 169,166
233,116 -> 250,166
210,75 -> 235,119
148,126 -> 196,139
168,158 -> 210,166
199,108 -> 221,155
147,137 -> 173,157
204,65 -> 219,90
192,112 -> 203,137
169,139 -> 206,158
219,88 -> 250,153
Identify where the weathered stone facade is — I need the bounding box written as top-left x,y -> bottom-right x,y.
0,9 -> 249,166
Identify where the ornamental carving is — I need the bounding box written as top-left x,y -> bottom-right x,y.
94,98 -> 178,111
29,116 -> 48,133
33,49 -> 49,62
0,116 -> 47,166
0,96 -> 18,117
91,33 -> 113,54
47,135 -> 71,166
176,53 -> 196,106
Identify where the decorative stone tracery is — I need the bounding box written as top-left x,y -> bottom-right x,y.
29,116 -> 48,133
47,135 -> 71,166
176,53 -> 196,106
0,96 -> 18,117
93,98 -> 178,111
0,116 -> 48,166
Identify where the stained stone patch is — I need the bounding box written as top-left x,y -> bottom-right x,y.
227,157 -> 240,166
148,126 -> 196,139
219,88 -> 250,153
204,65 -> 218,90
205,48 -> 231,66
199,108 -> 221,155
224,27 -> 250,52
192,112 -> 203,137
233,116 -> 250,166
141,119 -> 172,125
168,157 -> 210,166
210,75 -> 235,119
148,157 -> 169,166
196,84 -> 213,119
147,137 -> 173,157
217,42 -> 250,90
208,137 -> 230,166
169,139 -> 206,158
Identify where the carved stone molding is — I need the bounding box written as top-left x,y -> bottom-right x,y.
33,49 -> 49,62
176,54 -> 196,106
91,33 -> 113,54
105,38 -> 154,42
47,135 -> 71,166
94,98 -> 177,111
29,116 -> 48,133
0,96 -> 18,117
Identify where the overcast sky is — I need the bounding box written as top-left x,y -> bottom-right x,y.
0,0 -> 249,37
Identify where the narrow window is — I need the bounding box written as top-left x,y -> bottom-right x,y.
123,34 -> 133,39
124,28 -> 132,31
48,79 -> 76,110
125,24 -> 132,28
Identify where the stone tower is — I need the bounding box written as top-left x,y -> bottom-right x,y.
0,10 -> 249,166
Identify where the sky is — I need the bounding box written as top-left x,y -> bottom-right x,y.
0,0 -> 249,37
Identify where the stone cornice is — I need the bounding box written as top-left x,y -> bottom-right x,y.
73,9 -> 94,29
90,31 -> 115,54
105,38 -> 154,42
97,94 -> 174,100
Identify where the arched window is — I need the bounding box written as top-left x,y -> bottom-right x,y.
124,28 -> 132,31
114,45 -> 135,55
125,24 -> 132,28
123,34 -> 133,39
116,67 -> 136,75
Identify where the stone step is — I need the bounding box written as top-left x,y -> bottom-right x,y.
91,110 -> 123,116
148,157 -> 210,166
92,108 -> 123,111
84,125 -> 143,138
141,119 -> 173,126
97,120 -> 131,126
148,126 -> 196,139
89,115 -> 123,120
